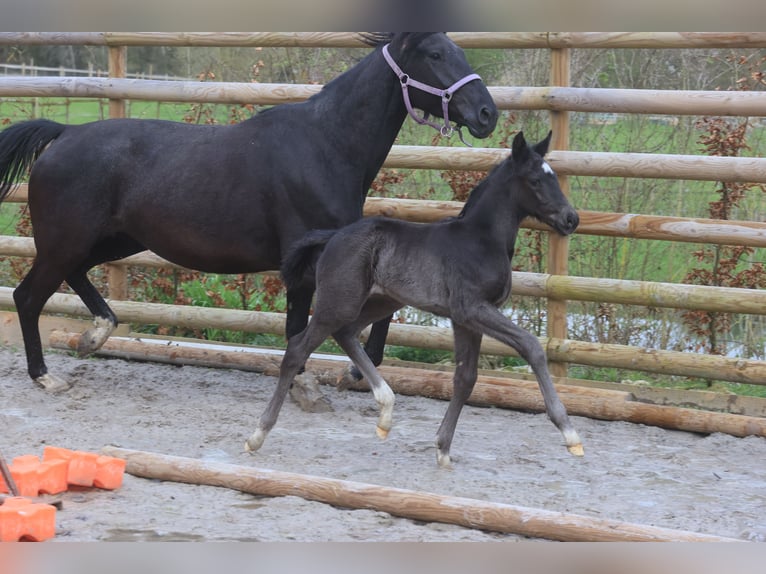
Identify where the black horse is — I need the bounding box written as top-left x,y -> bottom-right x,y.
245,131 -> 583,467
0,33 -> 497,392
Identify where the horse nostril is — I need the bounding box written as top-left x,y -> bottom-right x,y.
479,105 -> 495,126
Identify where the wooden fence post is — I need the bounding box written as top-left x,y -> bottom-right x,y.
106,45 -> 129,303
547,47 -> 572,378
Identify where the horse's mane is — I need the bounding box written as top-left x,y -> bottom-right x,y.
357,33 -> 442,49
358,33 -> 394,47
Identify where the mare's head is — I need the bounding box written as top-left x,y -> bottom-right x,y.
508,130 -> 579,236
380,33 -> 498,138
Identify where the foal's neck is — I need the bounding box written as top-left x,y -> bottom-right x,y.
459,168 -> 527,253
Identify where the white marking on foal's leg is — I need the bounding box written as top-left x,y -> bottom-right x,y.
436,448 -> 452,469
564,428 -> 584,457
34,373 -> 71,393
77,316 -> 116,357
371,381 -> 395,439
244,427 -> 269,453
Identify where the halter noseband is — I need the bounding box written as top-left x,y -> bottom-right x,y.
382,43 -> 482,140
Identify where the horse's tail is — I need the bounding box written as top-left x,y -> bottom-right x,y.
281,229 -> 338,290
0,119 -> 66,204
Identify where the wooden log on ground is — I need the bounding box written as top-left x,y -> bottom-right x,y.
101,446 -> 739,542
48,331 -> 766,439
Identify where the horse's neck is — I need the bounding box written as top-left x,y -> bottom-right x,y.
308,48 -> 407,186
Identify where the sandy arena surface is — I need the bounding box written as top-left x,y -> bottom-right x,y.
1,344 -> 765,542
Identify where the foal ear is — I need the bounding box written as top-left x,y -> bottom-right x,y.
511,131 -> 529,162
533,130 -> 553,157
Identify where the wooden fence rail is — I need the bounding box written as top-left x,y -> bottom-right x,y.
3,236 -> 766,315
2,32 -> 766,49
1,287 -> 763,385
3,77 -> 766,117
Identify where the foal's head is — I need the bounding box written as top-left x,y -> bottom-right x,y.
509,130 -> 579,236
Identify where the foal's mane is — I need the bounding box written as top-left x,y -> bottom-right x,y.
456,159 -> 509,219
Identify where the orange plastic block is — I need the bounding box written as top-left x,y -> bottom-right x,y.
0,496 -> 56,542
0,455 -> 68,497
42,446 -> 125,489
93,455 -> 126,490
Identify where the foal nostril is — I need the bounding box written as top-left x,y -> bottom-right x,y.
567,212 -> 580,231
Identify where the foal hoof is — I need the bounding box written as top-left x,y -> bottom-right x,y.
244,430 -> 267,453
567,443 -> 585,457
375,426 -> 389,440
34,373 -> 71,393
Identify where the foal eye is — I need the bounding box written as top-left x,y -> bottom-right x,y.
529,178 -> 541,187
429,52 -> 442,60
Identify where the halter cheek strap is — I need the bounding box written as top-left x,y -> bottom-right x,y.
382,43 -> 482,139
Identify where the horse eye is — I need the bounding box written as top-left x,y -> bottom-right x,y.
529,178 -> 541,187
429,52 -> 441,61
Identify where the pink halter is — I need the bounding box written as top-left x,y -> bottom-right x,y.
382,43 -> 482,138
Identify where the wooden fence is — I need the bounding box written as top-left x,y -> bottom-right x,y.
1,32 -> 766,386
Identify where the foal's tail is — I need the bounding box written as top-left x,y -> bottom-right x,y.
281,229 -> 338,290
0,119 -> 65,203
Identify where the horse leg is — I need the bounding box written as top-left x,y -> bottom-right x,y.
245,320 -> 333,453
332,325 -> 395,439
434,324 -> 482,468
338,314 -> 393,388
65,270 -> 117,357
13,260 -> 70,392
462,303 -> 583,457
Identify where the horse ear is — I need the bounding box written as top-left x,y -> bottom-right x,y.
511,131 -> 528,162
533,130 -> 553,157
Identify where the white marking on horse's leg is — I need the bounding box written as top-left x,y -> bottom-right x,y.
34,373 -> 71,393
77,316 -> 116,357
244,427 -> 269,453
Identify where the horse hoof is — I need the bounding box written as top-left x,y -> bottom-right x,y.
34,373 -> 71,393
77,317 -> 115,357
567,443 -> 585,457
375,426 -> 389,440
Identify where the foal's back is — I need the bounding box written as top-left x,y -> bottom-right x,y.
315,213 -> 513,318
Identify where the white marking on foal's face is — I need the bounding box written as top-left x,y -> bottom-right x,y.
542,161 -> 555,175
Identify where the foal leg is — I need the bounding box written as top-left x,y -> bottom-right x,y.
333,325 -> 395,439
284,284 -> 332,412
464,303 -> 583,457
434,325 -> 482,468
339,314 -> 393,388
244,321 -> 333,453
